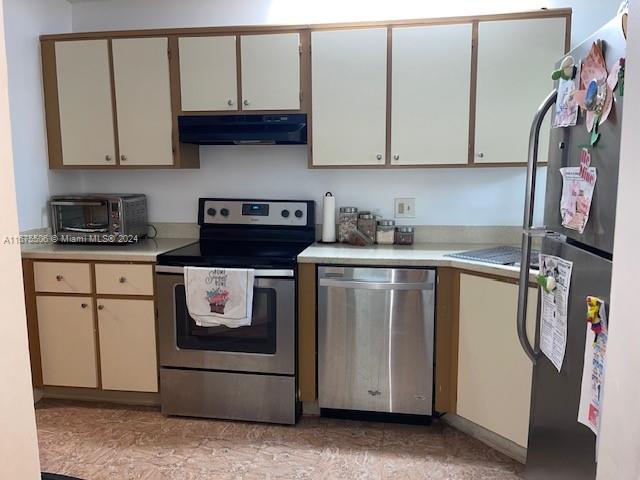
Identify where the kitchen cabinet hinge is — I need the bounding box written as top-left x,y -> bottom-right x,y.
167,48 -> 171,59
299,44 -> 302,55
299,91 -> 303,102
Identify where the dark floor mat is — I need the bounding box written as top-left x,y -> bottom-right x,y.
42,474 -> 83,480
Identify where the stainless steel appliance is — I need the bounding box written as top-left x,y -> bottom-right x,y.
156,198 -> 315,425
49,194 -> 147,243
517,14 -> 626,479
317,267 -> 435,415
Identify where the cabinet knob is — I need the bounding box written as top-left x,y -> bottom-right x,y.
55,274 -> 63,281
476,152 -> 485,159
393,154 -> 400,161
243,99 -> 250,106
105,155 -> 112,162
227,99 -> 234,106
367,389 -> 381,396
119,276 -> 126,283
120,154 -> 127,162
376,154 -> 383,161
81,303 -> 88,309
98,305 -> 104,310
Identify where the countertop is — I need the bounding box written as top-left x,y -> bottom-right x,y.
298,243 -> 538,282
21,237 -> 197,262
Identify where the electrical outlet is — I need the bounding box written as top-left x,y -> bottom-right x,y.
394,198 -> 415,218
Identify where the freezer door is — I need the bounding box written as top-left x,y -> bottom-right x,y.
544,16 -> 626,255
525,236 -> 611,480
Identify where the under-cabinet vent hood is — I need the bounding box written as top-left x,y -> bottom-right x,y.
178,114 -> 307,145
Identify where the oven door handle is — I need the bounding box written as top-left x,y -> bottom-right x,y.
155,265 -> 294,278
49,201 -> 105,207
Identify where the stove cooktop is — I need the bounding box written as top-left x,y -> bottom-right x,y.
157,240 -> 310,269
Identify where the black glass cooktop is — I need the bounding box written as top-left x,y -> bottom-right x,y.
157,240 -> 310,269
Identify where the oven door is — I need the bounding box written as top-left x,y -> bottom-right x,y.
156,266 -> 295,375
50,199 -> 112,236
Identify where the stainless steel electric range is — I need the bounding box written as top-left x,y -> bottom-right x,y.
155,198 -> 315,424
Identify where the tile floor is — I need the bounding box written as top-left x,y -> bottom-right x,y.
36,400 -> 523,479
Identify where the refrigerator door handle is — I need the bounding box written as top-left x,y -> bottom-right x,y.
517,90 -> 557,364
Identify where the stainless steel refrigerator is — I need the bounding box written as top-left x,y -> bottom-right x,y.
517,14 -> 626,480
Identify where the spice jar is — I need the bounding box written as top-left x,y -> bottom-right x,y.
338,207 -> 358,243
376,219 -> 396,245
395,226 -> 415,245
357,213 -> 377,244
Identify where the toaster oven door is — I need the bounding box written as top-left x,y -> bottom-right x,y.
50,199 -> 112,236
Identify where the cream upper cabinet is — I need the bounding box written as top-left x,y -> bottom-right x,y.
179,36 -> 238,111
97,299 -> 158,392
240,33 -> 301,111
474,18 -> 566,164
37,296 -> 98,388
55,40 -> 116,166
391,24 -> 472,165
112,37 -> 174,166
311,28 -> 387,166
457,274 -> 538,447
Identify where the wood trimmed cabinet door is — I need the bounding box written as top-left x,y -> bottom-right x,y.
391,24 -> 472,166
97,298 -> 158,392
112,37 -> 174,166
178,35 -> 238,111
474,17 -> 566,164
36,296 -> 98,388
456,274 -> 538,447
240,33 -> 301,111
311,28 -> 388,166
55,40 -> 116,166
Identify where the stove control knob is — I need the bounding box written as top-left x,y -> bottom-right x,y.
295,209 -> 304,218
281,209 -> 290,218
207,208 -> 216,217
220,208 -> 230,217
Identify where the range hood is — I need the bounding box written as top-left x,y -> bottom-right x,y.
178,114 -> 307,145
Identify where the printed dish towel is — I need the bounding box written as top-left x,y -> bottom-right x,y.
185,267 -> 255,328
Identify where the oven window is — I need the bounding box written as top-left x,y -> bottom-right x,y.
174,284 -> 277,354
55,202 -> 109,233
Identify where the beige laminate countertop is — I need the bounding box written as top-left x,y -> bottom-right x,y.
20,237 -> 197,262
298,243 -> 538,282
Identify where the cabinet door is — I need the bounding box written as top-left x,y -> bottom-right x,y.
240,33 -> 301,110
311,28 -> 387,166
55,40 -> 116,166
97,299 -> 158,392
457,274 -> 537,447
475,18 -> 566,164
391,24 -> 471,165
179,36 -> 238,111
112,37 -> 174,166
37,296 -> 97,388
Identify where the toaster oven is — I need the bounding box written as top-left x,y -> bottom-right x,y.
49,194 -> 148,243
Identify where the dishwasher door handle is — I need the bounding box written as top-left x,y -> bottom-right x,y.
318,278 -> 434,291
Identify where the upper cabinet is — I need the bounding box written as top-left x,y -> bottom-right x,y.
54,40 -> 116,166
179,36 -> 238,111
112,38 -> 174,166
474,17 -> 567,164
311,28 -> 388,166
391,24 -> 472,166
177,32 -> 302,112
240,33 -> 301,110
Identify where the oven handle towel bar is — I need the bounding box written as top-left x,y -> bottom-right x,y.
155,265 -> 294,278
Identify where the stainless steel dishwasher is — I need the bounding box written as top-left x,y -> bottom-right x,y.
318,266 -> 435,415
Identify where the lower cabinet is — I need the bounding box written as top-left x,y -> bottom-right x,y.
456,273 -> 538,448
97,299 -> 158,392
37,295 -> 98,388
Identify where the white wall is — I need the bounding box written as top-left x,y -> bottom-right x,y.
59,0 -> 621,226
0,1 -> 41,477
3,0 -> 77,231
597,5 -> 640,479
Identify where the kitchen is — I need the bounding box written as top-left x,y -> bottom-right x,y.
1,0 -> 639,479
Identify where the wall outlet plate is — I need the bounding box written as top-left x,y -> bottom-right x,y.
394,198 -> 415,218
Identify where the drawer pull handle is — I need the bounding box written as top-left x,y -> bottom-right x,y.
367,390 -> 381,396
119,277 -> 126,283
81,303 -> 88,309
55,275 -> 63,281
98,305 -> 104,310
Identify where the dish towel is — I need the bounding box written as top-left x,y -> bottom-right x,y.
185,267 -> 255,328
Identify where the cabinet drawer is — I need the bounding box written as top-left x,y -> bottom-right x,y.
34,261 -> 92,293
95,263 -> 153,296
